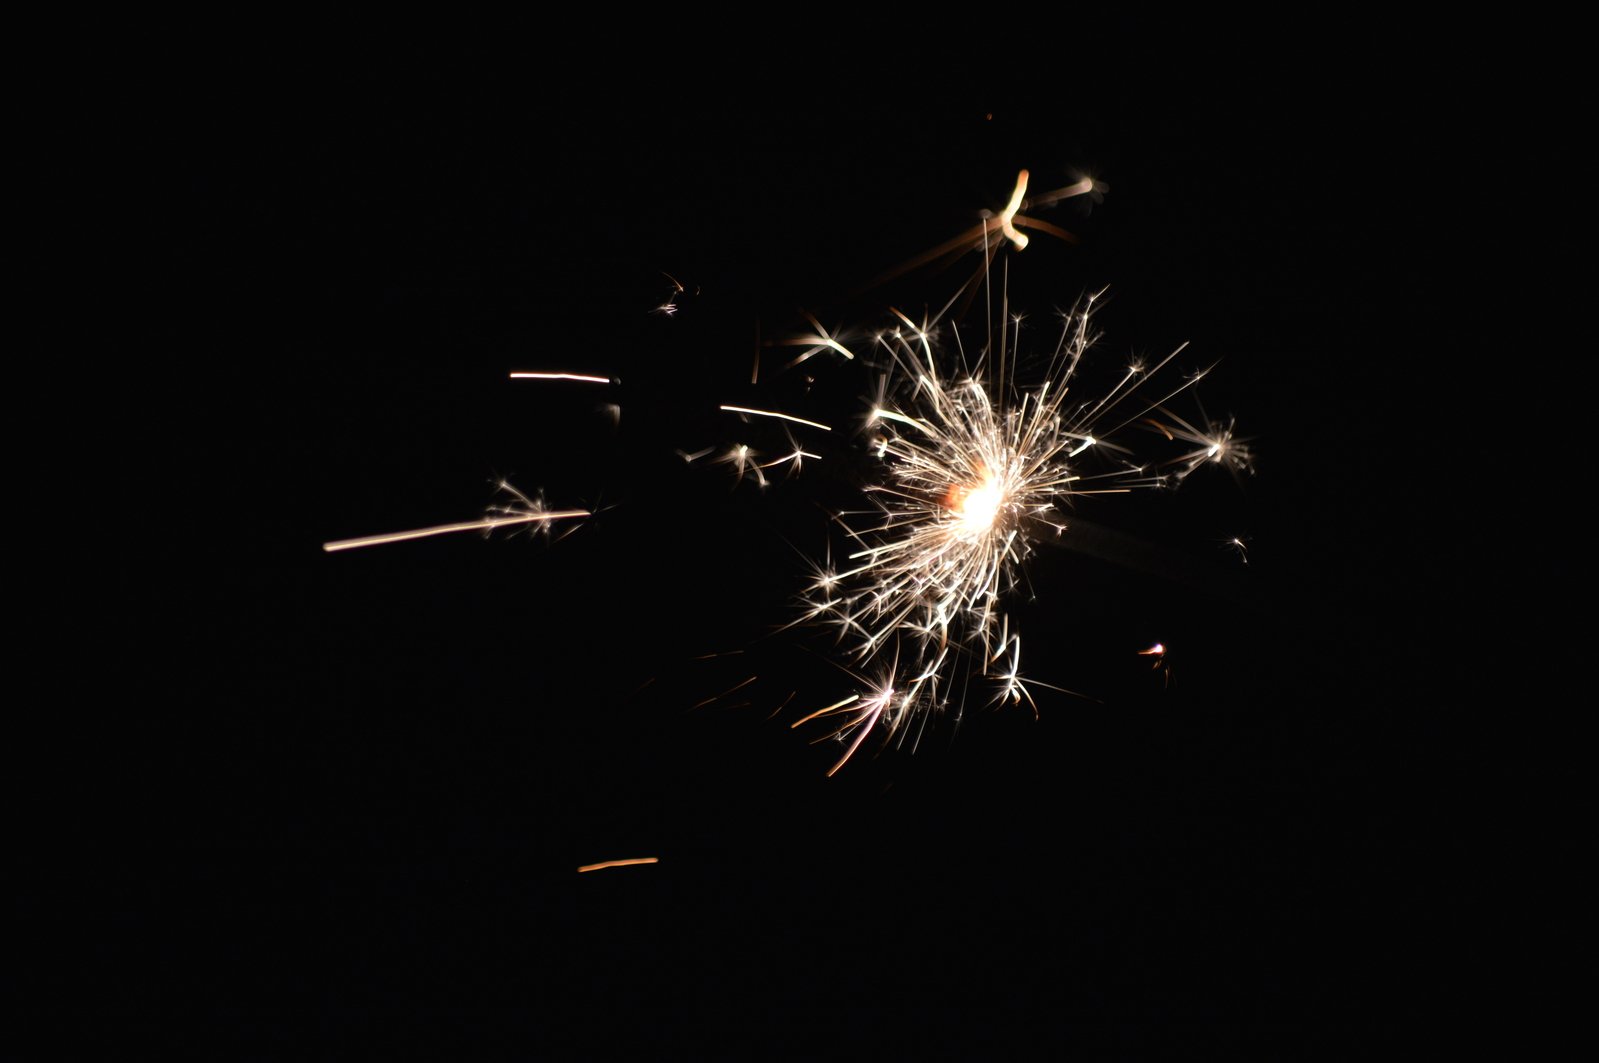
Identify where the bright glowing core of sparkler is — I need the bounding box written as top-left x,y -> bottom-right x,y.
954,475 -> 1005,537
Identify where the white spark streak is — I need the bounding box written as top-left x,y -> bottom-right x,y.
509,372 -> 611,384
719,406 -> 833,431
322,509 -> 590,552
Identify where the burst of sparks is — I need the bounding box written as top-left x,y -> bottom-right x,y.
796,289 -> 1247,771
1154,407 -> 1256,480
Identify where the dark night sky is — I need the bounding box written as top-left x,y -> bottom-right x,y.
72,57 -> 1501,1054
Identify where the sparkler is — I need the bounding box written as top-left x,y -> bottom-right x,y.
792,285 -> 1249,773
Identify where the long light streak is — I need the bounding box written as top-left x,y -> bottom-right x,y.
509,372 -> 611,384
322,509 -> 590,552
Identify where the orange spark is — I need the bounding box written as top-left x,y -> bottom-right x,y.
576,857 -> 660,873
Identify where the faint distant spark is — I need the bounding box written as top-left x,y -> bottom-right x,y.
655,270 -> 693,316
1140,641 -> 1172,687
576,857 -> 660,873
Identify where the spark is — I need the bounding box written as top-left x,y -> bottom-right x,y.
691,675 -> 758,710
322,508 -> 589,552
577,857 -> 660,873
758,443 -> 822,473
719,405 -> 833,432
1140,642 -> 1172,687
719,443 -> 767,488
323,481 -> 587,553
1154,406 -> 1256,482
997,168 -> 1030,250
869,170 -> 1100,295
1223,535 -> 1251,564
655,271 -> 685,315
989,636 -> 1037,715
790,693 -> 861,730
769,312 -> 858,368
509,372 -> 611,385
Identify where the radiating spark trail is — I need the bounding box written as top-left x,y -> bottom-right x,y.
770,313 -> 857,367
576,857 -> 660,873
1153,406 -> 1256,480
718,406 -> 833,431
322,510 -> 590,553
758,446 -> 822,471
790,694 -> 861,729
508,372 -> 611,384
691,675 -> 758,710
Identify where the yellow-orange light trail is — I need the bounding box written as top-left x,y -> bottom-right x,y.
576,857 -> 659,873
865,170 -> 1093,292
718,405 -> 833,431
790,694 -> 860,729
998,168 -> 1030,250
508,372 -> 610,384
322,510 -> 590,553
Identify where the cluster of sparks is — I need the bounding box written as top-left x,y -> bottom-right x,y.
321,169 -> 1252,778
790,289 -> 1251,774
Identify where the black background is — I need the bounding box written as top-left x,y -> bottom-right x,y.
79,54 -> 1494,1055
